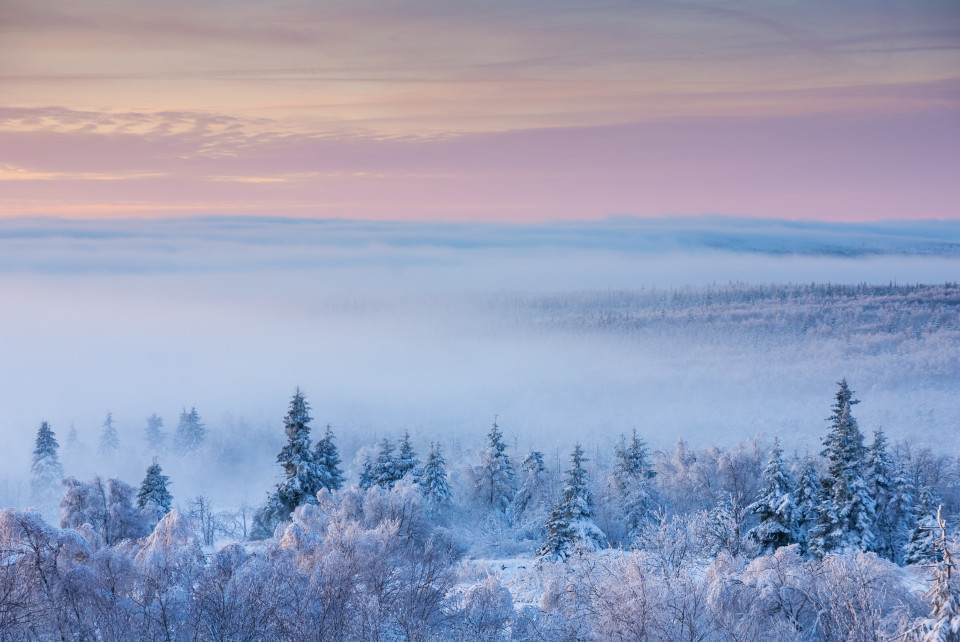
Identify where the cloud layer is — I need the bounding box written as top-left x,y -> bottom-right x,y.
2,0 -> 958,221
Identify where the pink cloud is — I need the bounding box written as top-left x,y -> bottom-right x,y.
1,105 -> 957,221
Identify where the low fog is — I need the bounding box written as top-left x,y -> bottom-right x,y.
2,216 -> 959,513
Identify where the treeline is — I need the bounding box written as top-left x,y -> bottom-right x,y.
6,380 -> 960,640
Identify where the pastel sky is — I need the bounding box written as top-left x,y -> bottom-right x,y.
2,0 -> 958,221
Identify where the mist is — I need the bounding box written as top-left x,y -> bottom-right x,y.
2,215 -> 959,513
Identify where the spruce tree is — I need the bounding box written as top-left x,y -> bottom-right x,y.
867,429 -> 900,561
420,442 -> 452,514
905,486 -> 940,566
98,411 -> 119,455
538,443 -> 605,562
137,459 -> 173,515
359,454 -> 376,490
174,407 -> 205,453
611,429 -> 657,539
747,438 -> 794,553
372,438 -> 401,489
274,388 -> 322,512
888,460 -> 916,565
472,418 -> 516,515
252,389 -> 321,538
515,450 -> 547,517
66,422 -> 79,450
313,425 -> 345,491
809,379 -> 876,556
914,506 -> 960,642
791,454 -> 821,555
396,431 -> 421,481
144,412 -> 166,453
30,421 -> 64,505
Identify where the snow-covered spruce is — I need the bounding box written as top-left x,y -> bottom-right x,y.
538,442 -> 605,562
420,441 -> 452,515
98,411 -> 119,456
611,428 -> 657,542
30,420 -> 63,507
471,418 -> 517,516
808,379 -> 876,556
137,459 -> 172,524
144,411 -> 166,453
173,406 -> 205,454
747,437 -> 794,553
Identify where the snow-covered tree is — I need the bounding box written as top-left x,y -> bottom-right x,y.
396,431 -> 421,481
705,491 -> 750,557
461,576 -> 515,639
791,454 -> 821,555
867,428 -> 905,561
60,475 -> 149,545
137,459 -> 173,520
420,442 -> 451,515
809,379 -> 876,556
273,388 -> 323,514
251,389 -> 323,538
359,454 -> 377,490
888,460 -> 916,565
913,507 -> 960,642
144,412 -> 166,453
66,422 -> 79,449
98,411 -> 119,455
30,421 -> 63,507
471,418 -> 516,515
515,450 -> 549,518
611,429 -> 657,540
746,438 -> 794,553
174,406 -> 205,454
313,424 -> 345,491
538,443 -> 606,562
372,438 -> 402,489
905,486 -> 940,566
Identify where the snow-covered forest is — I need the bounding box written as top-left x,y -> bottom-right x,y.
3,275 -> 959,640
5,368 -> 960,639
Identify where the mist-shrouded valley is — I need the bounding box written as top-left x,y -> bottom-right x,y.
3,216 -> 960,641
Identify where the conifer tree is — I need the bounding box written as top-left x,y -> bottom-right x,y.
809,379 -> 876,556
420,442 -> 452,515
747,438 -> 794,553
137,459 -> 173,517
611,429 -> 657,538
30,421 -> 63,505
905,486 -> 940,566
889,460 -> 916,565
914,506 -> 960,642
372,438 -> 401,489
313,425 -> 345,491
274,388 -> 322,512
98,411 -> 119,455
472,418 -> 516,515
538,443 -> 605,562
144,412 -> 166,453
66,422 -> 79,450
174,407 -> 205,453
515,450 -> 548,517
867,429 -> 902,561
791,454 -> 821,555
359,454 -> 376,490
396,431 -> 421,481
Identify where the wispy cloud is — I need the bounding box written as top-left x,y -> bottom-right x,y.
2,1 -> 957,222
0,165 -> 164,181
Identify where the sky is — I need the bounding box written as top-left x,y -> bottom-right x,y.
2,0 -> 959,221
